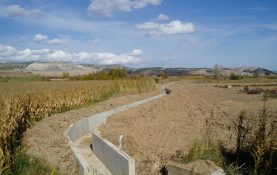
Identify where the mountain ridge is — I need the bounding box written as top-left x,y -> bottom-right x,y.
0,61 -> 276,77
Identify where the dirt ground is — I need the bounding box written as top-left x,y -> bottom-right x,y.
22,88 -> 161,174
99,80 -> 277,174
22,80 -> 277,175
0,70 -> 34,77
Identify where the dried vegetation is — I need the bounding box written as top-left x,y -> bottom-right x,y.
0,78 -> 156,174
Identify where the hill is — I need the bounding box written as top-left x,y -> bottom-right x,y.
23,62 -> 101,76
0,61 -> 275,77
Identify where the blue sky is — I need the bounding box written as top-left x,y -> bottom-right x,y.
0,0 -> 276,69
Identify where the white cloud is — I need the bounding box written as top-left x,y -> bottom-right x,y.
156,13 -> 169,21
135,20 -> 195,36
0,44 -> 16,57
33,34 -> 48,42
88,0 -> 162,16
6,4 -> 43,17
0,44 -> 142,65
132,0 -> 161,8
130,49 -> 143,56
33,34 -> 67,45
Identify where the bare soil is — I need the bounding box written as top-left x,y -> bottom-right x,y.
22,80 -> 277,175
22,88 -> 160,174
99,81 -> 277,174
0,70 -> 34,77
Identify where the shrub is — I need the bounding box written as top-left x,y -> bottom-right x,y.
108,68 -> 127,79
231,96 -> 277,175
184,99 -> 277,175
253,71 -> 260,78
61,72 -> 70,79
250,97 -> 276,175
72,68 -> 127,80
158,71 -> 168,79
213,65 -> 223,79
230,73 -> 243,80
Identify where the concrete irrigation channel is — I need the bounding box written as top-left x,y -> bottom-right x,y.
65,84 -> 172,175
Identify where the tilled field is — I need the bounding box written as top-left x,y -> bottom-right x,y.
99,81 -> 277,175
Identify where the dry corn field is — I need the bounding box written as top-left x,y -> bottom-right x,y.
0,78 -> 156,173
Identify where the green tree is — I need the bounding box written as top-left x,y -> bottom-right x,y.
230,73 -> 243,80
108,68 -> 127,79
61,72 -> 70,79
253,71 -> 260,78
213,65 -> 223,79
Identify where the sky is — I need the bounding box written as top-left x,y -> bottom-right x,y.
0,0 -> 276,69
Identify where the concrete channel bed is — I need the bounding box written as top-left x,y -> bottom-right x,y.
65,86 -> 170,175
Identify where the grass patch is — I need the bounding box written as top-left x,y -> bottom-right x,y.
11,149 -> 60,175
0,76 -> 42,83
183,140 -> 224,167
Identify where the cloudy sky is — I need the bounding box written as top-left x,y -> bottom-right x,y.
0,0 -> 276,69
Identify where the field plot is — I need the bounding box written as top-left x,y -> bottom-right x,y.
99,80 -> 277,174
0,78 -> 156,174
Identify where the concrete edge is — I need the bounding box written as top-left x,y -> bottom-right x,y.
65,83 -> 173,174
92,132 -> 135,175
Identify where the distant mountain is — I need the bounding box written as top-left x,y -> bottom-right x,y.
129,67 -> 164,76
23,62 -> 101,76
126,66 -> 276,77
0,61 -> 276,77
0,62 -> 33,70
127,67 -> 211,76
83,64 -> 130,69
249,68 -> 276,75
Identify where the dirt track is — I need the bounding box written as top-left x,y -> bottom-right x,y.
99,81 -> 277,174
